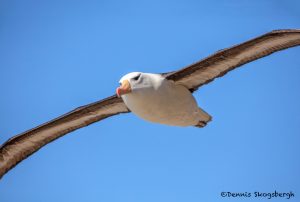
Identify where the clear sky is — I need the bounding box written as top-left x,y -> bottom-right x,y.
0,1 -> 299,201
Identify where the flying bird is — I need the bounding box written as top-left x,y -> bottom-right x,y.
0,29 -> 300,179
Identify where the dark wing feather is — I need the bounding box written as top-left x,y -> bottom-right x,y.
0,95 -> 129,179
164,29 -> 300,92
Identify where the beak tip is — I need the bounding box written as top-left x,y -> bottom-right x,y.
116,87 -> 120,97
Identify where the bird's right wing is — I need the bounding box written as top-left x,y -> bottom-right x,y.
0,95 -> 129,179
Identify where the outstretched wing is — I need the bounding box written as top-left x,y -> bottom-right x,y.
164,29 -> 300,92
0,95 -> 129,178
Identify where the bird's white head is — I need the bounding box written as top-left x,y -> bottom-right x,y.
116,72 -> 163,97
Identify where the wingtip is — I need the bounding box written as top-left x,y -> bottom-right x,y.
194,121 -> 208,128
269,29 -> 300,34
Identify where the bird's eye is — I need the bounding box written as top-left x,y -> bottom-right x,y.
132,74 -> 141,81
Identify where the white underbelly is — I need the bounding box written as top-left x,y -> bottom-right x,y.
122,81 -> 201,126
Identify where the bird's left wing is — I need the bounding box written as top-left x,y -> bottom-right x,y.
0,95 -> 129,179
164,29 -> 300,92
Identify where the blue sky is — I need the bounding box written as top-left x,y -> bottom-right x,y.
0,1 -> 299,201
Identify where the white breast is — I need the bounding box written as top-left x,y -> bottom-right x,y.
121,74 -> 202,126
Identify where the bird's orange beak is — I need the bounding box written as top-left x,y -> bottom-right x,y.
116,79 -> 131,97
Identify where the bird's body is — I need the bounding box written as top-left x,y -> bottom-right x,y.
119,73 -> 211,126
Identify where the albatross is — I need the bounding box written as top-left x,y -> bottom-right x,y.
0,29 -> 300,179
